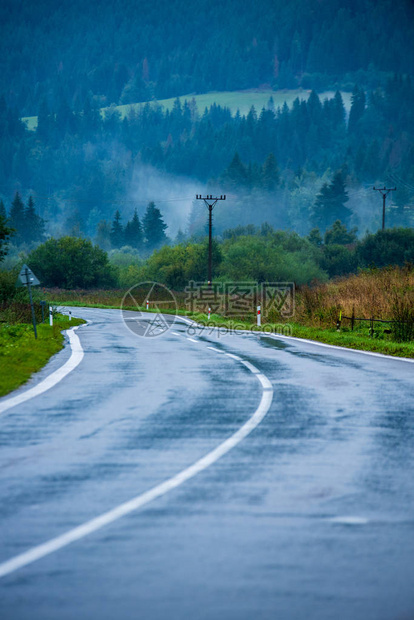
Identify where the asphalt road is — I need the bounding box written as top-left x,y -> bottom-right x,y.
0,307 -> 413,620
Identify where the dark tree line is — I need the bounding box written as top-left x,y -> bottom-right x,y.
2,193 -> 45,246
1,0 -> 413,115
1,76 -> 414,240
97,202 -> 168,252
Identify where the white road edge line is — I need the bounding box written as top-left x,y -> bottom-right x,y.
186,337 -> 198,343
0,353 -> 273,578
177,316 -> 414,364
207,346 -> 224,353
0,325 -> 85,415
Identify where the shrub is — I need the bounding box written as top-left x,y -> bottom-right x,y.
27,237 -> 117,289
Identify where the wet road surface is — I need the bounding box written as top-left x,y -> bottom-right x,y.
0,307 -> 413,619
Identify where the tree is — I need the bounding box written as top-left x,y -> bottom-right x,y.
312,171 -> 352,231
24,195 -> 45,244
357,228 -> 414,268
0,208 -> 13,262
27,236 -> 117,288
124,209 -> 143,250
307,227 -> 323,247
9,192 -> 25,244
348,85 -> 366,133
143,202 -> 168,249
110,210 -> 124,249
95,219 -> 112,250
261,153 -> 280,191
324,220 -> 357,245
221,152 -> 248,187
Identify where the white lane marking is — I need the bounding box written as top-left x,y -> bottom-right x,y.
327,516 -> 369,525
171,332 -> 181,336
187,338 -> 198,343
207,346 -> 224,353
0,351 -> 273,578
225,353 -> 242,361
239,359 -> 260,374
0,325 -> 85,415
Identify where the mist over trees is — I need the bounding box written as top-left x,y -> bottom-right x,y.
0,0 -> 413,265
1,75 -> 414,247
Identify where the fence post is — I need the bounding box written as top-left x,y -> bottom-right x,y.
336,310 -> 342,331
351,306 -> 355,331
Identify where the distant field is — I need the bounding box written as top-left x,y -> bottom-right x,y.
22,88 -> 352,131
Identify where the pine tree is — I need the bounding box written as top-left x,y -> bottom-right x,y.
348,85 -> 366,133
110,210 -> 124,249
124,208 -> 143,249
143,202 -> 168,249
24,195 -> 45,244
261,153 -> 280,191
222,152 -> 248,187
9,192 -> 25,244
0,208 -> 13,262
312,172 -> 352,231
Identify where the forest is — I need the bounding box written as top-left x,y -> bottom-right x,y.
1,74 -> 414,246
1,0 -> 414,115
0,0 -> 413,281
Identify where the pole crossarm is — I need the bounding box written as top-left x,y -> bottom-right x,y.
196,194 -> 226,285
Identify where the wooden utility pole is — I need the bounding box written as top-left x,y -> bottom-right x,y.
195,195 -> 226,284
373,186 -> 396,230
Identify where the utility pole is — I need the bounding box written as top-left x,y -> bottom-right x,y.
373,186 -> 396,230
195,194 -> 226,284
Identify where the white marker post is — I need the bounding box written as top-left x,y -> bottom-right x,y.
257,305 -> 261,327
146,300 -> 149,310
69,311 -> 72,321
49,307 -> 53,326
208,307 -> 211,320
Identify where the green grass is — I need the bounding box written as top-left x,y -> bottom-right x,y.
0,315 -> 85,397
21,88 -> 352,130
288,323 -> 414,358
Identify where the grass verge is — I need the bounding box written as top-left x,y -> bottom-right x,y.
0,315 -> 85,397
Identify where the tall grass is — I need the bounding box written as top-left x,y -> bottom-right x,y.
296,266 -> 414,331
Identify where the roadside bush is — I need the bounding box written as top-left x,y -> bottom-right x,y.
320,244 -> 358,277
27,237 -> 117,289
357,228 -> 414,268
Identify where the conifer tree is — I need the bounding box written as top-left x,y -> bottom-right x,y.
9,192 -> 25,244
0,202 -> 13,261
261,153 -> 280,191
110,210 -> 124,249
143,202 -> 168,249
24,195 -> 45,244
312,171 -> 352,231
348,85 -> 366,133
124,208 -> 143,249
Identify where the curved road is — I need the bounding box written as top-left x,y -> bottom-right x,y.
0,308 -> 413,619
